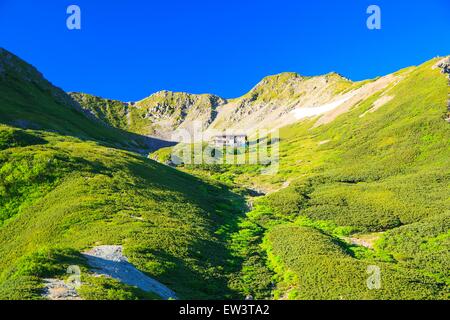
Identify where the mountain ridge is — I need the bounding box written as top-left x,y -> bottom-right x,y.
70,60 -> 442,141
69,70 -> 369,140
0,48 -> 174,153
6,43 -> 442,146
0,47 -> 449,300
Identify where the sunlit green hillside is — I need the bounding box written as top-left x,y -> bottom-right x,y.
0,48 -> 244,300
0,124 -> 245,299
165,58 -> 450,299
1,46 -> 448,300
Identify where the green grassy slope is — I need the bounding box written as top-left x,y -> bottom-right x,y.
69,92 -> 130,130
0,48 -> 170,153
172,58 -> 450,299
239,72 -> 354,103
1,46 -> 448,300
0,48 -> 246,300
265,225 -> 445,299
0,124 -> 245,299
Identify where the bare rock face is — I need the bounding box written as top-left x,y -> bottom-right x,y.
71,90 -> 227,141
42,278 -> 81,300
133,91 -> 227,140
437,57 -> 450,122
437,57 -> 450,77
83,245 -> 177,300
205,72 -> 358,136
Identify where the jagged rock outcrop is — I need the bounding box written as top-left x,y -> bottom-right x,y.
132,90 -> 226,140
72,90 -> 227,141
437,57 -> 450,77
437,57 -> 450,122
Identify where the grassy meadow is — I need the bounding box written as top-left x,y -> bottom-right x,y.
1,47 -> 448,300
162,58 -> 450,299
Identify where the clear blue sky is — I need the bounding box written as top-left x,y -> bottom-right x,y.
1,0 -> 449,101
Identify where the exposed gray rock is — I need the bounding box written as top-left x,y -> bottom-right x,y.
42,278 -> 81,300
83,245 -> 177,300
437,57 -> 450,77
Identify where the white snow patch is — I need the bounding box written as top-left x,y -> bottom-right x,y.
290,93 -> 356,120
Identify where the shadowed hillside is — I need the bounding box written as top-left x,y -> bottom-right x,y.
0,48 -> 174,153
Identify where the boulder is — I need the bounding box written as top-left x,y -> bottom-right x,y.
437,57 -> 450,76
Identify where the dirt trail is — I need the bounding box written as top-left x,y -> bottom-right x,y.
83,245 -> 177,300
